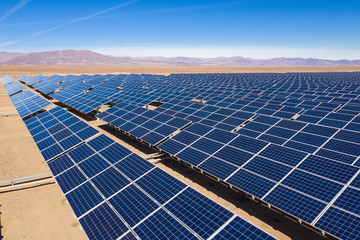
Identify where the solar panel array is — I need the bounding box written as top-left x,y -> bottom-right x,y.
100,72 -> 359,240
8,72 -> 360,240
1,77 -> 276,240
24,106 -> 100,161
97,102 -> 192,145
0,75 -> 16,86
3,78 -> 26,95
50,87 -> 119,114
8,90 -> 51,118
48,134 -> 276,240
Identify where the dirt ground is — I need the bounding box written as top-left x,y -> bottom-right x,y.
0,83 -> 87,240
0,66 -> 344,240
0,65 -> 360,77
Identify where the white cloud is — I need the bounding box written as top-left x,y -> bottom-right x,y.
0,0 -> 31,22
90,45 -> 360,60
31,0 -> 137,37
0,41 -> 18,48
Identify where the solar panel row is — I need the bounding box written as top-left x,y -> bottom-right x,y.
9,90 -> 51,118
2,78 -> 276,240
0,75 -> 16,86
3,79 -> 26,96
97,102 -> 192,146
24,106 -> 99,161
15,72 -> 360,240
49,134 -> 276,240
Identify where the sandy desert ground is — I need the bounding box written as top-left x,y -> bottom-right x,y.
0,83 -> 87,240
0,66 -> 347,240
1,65 -> 360,77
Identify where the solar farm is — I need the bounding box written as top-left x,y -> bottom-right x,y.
1,70 -> 360,240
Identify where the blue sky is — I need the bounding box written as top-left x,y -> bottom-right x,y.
0,0 -> 360,59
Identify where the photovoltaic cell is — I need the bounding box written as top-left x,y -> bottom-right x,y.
109,184 -> 159,227
133,209 -> 198,240
165,188 -> 233,239
264,185 -> 327,223
79,202 -> 130,240
65,181 -> 104,217
315,207 -> 360,240
135,168 -> 187,204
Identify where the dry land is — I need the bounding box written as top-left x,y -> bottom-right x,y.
0,83 -> 87,240
1,65 -> 360,77
0,65 -> 347,239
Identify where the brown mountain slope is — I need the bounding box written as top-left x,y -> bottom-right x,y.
2,50 -> 360,66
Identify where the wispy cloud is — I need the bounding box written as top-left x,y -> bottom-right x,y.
0,41 -> 18,48
0,0 -> 31,22
31,0 -> 137,37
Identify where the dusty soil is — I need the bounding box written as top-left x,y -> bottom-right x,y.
0,83 -> 87,240
0,65 -> 360,77
0,66 -> 341,240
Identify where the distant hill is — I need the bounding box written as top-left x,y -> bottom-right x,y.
1,50 -> 359,66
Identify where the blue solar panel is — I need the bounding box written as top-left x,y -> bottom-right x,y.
17,71 -> 360,240
135,168 -> 187,204
59,135 -> 82,151
334,130 -> 360,144
260,144 -> 308,166
213,216 -> 276,240
78,154 -> 110,178
68,144 -> 95,163
198,157 -> 238,179
172,130 -> 200,145
87,134 -> 114,151
79,202 -> 131,240
37,137 -> 56,151
323,139 -> 360,156
229,135 -> 268,154
114,154 -> 155,181
264,185 -> 327,223
302,124 -> 337,137
41,144 -> 63,161
243,156 -> 292,182
214,145 -> 253,167
282,170 -> 343,202
291,132 -> 328,146
185,123 -> 213,135
65,181 -> 103,218
165,188 -> 234,239
191,137 -> 223,155
55,166 -> 87,193
99,143 -> 133,164
177,147 -> 210,166
109,184 -> 159,227
91,167 -> 130,198
133,209 -> 198,240
316,148 -> 356,165
227,169 -> 276,198
284,140 -> 317,154
299,155 -> 358,184
315,207 -> 360,240
334,187 -> 360,215
157,139 -> 186,155
48,154 -> 74,176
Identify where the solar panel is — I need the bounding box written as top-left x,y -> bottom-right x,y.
24,106 -> 99,161
29,130 -> 272,239
97,103 -> 192,146
9,90 -> 51,118
14,72 -> 360,240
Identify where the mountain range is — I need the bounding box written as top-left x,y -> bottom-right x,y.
1,50 -> 359,66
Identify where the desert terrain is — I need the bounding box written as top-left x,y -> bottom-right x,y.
0,66 -> 350,240
1,65 -> 360,77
